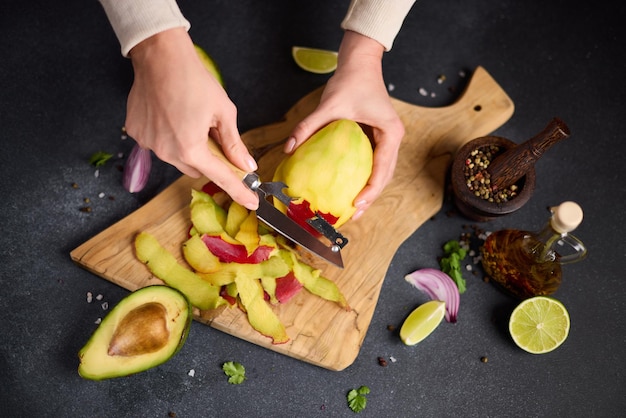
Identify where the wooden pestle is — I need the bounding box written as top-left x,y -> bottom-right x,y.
487,117 -> 570,190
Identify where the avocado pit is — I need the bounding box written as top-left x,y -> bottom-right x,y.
108,302 -> 170,357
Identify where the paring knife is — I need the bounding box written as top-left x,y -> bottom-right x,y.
207,139 -> 346,268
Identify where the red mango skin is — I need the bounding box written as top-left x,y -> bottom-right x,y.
202,181 -> 223,196
200,234 -> 273,264
275,272 -> 303,304
219,287 -> 237,305
286,199 -> 339,237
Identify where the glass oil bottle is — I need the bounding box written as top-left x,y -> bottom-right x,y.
481,201 -> 587,299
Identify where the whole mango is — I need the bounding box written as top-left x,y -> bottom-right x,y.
273,119 -> 373,229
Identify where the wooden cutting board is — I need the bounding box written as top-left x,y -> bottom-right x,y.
71,66 -> 513,371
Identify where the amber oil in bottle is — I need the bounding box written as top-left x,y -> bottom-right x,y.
481,201 -> 586,299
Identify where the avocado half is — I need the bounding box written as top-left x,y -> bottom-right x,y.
78,285 -> 192,380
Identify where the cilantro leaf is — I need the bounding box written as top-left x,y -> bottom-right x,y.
347,385 -> 370,413
222,361 -> 246,384
439,239 -> 467,293
89,151 -> 113,167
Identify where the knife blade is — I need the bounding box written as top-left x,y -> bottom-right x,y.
206,138 -> 345,268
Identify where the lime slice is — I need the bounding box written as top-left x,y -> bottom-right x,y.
194,44 -> 224,87
400,300 -> 446,346
509,296 -> 570,354
292,46 -> 338,74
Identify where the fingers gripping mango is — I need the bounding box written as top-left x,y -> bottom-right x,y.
273,120 -> 373,228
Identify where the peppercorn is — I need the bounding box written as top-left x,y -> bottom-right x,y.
463,145 -> 520,203
378,357 -> 388,367
480,356 -> 488,363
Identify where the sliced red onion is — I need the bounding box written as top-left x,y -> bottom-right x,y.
123,144 -> 152,193
404,268 -> 460,323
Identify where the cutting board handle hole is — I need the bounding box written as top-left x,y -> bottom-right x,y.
474,105 -> 482,112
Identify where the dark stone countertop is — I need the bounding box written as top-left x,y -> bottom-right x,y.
1,0 -> 624,417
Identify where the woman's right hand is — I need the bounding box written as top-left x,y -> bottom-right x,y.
125,27 -> 259,210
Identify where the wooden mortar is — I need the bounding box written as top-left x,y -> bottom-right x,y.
450,118 -> 570,221
451,136 -> 536,221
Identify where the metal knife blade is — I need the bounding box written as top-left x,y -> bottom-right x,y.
243,173 -> 344,268
255,192 -> 344,267
205,137 -> 344,268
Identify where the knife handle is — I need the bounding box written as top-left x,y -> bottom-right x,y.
206,135 -> 250,180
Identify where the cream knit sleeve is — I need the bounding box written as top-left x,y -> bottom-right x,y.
341,0 -> 417,51
98,0 -> 190,57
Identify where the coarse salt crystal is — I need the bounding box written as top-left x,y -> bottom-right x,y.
430,92 -> 436,98
94,169 -> 99,178
388,83 -> 395,92
98,192 -> 105,198
96,294 -> 103,300
390,356 -> 397,363
87,292 -> 93,303
101,302 -> 109,310
466,264 -> 473,271
95,318 -> 102,324
419,87 -> 428,96
188,369 -> 195,377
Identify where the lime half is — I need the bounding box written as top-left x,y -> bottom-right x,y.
400,300 -> 446,346
194,44 -> 224,86
509,296 -> 570,354
292,46 -> 338,74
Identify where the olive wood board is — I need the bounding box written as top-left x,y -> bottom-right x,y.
71,66 -> 514,371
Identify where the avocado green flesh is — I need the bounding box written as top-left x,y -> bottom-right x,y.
78,285 -> 192,380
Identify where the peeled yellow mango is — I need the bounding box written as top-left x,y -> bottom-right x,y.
273,119 -> 373,228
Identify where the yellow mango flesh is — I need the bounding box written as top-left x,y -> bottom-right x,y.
273,119 -> 373,228
135,232 -> 225,311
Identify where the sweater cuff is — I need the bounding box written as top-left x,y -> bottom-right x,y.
341,0 -> 416,51
99,0 -> 191,57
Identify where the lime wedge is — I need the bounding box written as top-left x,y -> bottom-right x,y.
509,296 -> 570,354
400,300 -> 446,346
292,46 -> 338,74
194,44 -> 224,86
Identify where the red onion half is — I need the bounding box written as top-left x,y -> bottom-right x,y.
123,144 -> 152,193
404,268 -> 460,323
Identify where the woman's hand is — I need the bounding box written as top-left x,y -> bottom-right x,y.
286,31 -> 404,220
125,28 -> 259,210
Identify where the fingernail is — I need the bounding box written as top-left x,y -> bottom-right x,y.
246,155 -> 258,172
284,137 -> 296,153
352,209 -> 364,220
355,199 -> 367,208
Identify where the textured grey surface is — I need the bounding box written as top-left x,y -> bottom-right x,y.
1,0 -> 624,417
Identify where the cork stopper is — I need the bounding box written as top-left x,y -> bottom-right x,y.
550,201 -> 583,233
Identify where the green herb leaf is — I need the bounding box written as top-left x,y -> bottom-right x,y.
439,239 -> 467,294
347,385 -> 370,413
222,361 -> 246,384
89,151 -> 113,167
